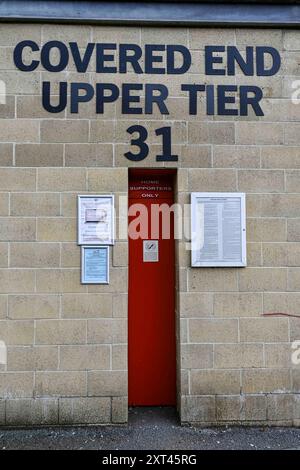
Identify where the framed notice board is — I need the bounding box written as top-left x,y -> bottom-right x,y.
78,195 -> 114,245
81,246 -> 109,284
191,192 -> 246,267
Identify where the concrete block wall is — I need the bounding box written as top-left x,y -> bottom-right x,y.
0,23 -> 299,425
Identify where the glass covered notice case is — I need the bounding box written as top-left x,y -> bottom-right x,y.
81,246 -> 109,284
191,192 -> 246,267
78,195 -> 114,245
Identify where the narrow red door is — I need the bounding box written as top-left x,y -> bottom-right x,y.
128,169 -> 176,406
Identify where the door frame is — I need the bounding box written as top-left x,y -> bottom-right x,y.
127,168 -> 179,408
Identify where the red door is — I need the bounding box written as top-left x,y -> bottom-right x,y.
128,169 -> 176,406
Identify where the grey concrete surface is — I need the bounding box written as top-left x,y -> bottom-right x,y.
0,407 -> 300,450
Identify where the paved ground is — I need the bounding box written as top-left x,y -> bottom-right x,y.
0,407 -> 300,450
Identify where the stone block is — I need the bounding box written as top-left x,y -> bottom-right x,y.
10,242 -> 60,268
242,369 -> 291,393
59,345 -> 110,370
239,317 -> 289,342
189,318 -> 238,343
88,370 -> 127,396
181,344 -> 213,369
0,372 -> 34,398
190,369 -> 240,395
59,397 -> 111,424
87,318 -> 127,344
11,193 -> 60,217
15,144 -> 64,167
112,396 -> 128,423
35,319 -> 86,345
6,398 -> 58,425
7,346 -> 58,371
35,371 -> 86,397
214,343 -> 264,369
62,293 -> 112,319
238,268 -> 287,292
214,293 -> 262,317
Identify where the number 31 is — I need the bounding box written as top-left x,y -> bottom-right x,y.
124,125 -> 178,162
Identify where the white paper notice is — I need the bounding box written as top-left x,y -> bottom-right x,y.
78,196 -> 114,245
191,194 -> 246,267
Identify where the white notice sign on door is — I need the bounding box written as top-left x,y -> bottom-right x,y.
191,193 -> 246,267
143,240 -> 159,262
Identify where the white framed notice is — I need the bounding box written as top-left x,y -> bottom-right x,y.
78,195 -> 114,245
191,192 -> 246,267
81,246 -> 109,284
